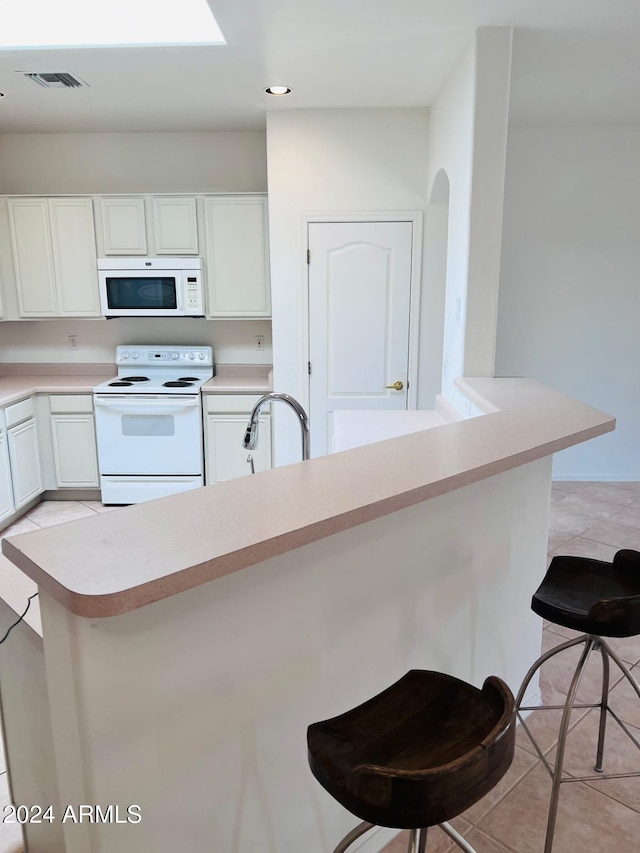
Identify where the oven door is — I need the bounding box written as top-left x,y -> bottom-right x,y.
98,269 -> 185,317
94,395 -> 203,475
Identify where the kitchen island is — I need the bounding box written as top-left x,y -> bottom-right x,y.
0,378 -> 614,853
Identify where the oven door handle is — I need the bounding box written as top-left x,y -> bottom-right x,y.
94,396 -> 200,413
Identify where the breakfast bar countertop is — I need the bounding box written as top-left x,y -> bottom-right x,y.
1,377 -> 615,619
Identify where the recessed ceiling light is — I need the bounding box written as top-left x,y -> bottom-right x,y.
265,86 -> 292,96
0,0 -> 226,49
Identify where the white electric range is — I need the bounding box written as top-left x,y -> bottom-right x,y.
93,345 -> 214,504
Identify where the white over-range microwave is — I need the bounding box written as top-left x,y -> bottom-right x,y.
97,257 -> 205,318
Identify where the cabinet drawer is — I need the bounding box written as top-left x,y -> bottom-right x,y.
204,394 -> 266,415
49,394 -> 94,414
5,397 -> 35,428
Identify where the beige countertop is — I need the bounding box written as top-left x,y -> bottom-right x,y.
0,374 -> 113,407
1,378 -> 615,619
202,365 -> 272,394
0,364 -> 272,406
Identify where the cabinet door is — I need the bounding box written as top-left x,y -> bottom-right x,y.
153,197 -> 198,254
7,199 -> 57,316
7,420 -> 43,509
49,199 -> 101,316
205,414 -> 271,483
100,198 -> 147,254
0,432 -> 15,524
204,196 -> 271,317
50,415 -> 99,488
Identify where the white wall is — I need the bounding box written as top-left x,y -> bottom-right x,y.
496,126 -> 640,480
465,29 -> 512,377
0,318 -> 272,365
427,42 -> 475,412
0,132 -> 267,194
266,108 -> 432,465
0,130 -> 270,366
427,28 -> 512,415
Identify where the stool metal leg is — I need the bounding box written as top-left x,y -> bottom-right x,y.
417,828 -> 427,853
439,821 -> 478,852
544,636 -> 596,853
407,829 -> 419,853
594,640 -> 610,773
333,821 -> 375,853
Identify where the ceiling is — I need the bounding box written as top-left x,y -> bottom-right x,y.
1,0 -> 640,133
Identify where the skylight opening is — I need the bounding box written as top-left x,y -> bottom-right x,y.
0,0 -> 226,49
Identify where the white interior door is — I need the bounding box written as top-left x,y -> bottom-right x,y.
308,221 -> 413,456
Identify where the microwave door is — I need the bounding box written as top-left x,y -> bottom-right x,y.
100,271 -> 181,317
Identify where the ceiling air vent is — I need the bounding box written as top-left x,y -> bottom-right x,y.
22,72 -> 89,89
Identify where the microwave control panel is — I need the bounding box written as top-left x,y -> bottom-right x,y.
185,275 -> 203,314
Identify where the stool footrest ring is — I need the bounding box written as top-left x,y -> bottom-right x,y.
333,822 -> 478,853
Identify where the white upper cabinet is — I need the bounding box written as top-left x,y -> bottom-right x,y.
152,197 -> 198,254
7,198 -> 100,318
99,197 -> 148,254
204,195 -> 271,317
99,196 -> 199,256
7,199 -> 56,315
49,199 -> 101,315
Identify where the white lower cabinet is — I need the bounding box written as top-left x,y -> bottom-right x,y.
0,430 -> 15,523
49,396 -> 99,488
204,394 -> 271,484
7,417 -> 43,510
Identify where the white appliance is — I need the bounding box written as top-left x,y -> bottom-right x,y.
94,345 -> 214,504
97,258 -> 205,317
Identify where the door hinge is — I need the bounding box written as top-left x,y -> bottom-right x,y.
308,361 -> 312,375
307,249 -> 310,264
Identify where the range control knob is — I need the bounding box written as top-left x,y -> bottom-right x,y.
188,352 -> 196,360
121,351 -> 130,360
132,352 -> 140,359
171,352 -> 179,360
198,352 -> 205,360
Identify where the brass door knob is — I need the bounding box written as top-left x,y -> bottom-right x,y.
385,380 -> 404,391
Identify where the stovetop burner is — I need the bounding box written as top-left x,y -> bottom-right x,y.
163,380 -> 193,387
124,376 -> 149,382
179,377 -> 200,382
109,381 -> 133,387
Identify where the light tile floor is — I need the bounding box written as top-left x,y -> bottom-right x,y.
1,484 -> 640,852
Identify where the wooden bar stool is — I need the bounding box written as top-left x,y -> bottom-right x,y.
307,669 -> 516,853
516,549 -> 640,853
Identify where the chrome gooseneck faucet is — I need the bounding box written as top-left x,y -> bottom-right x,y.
243,393 -> 310,462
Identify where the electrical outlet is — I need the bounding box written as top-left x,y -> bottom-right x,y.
68,335 -> 78,350
255,335 -> 265,351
